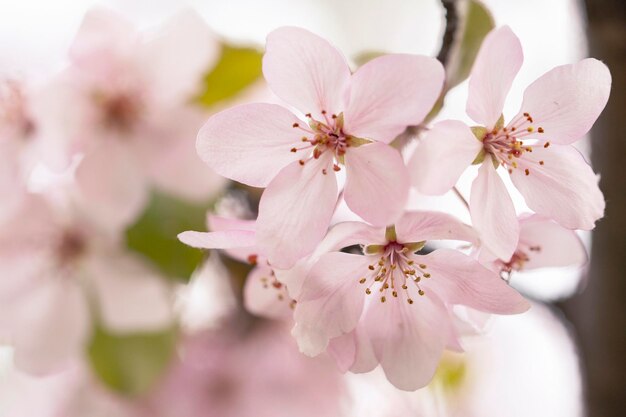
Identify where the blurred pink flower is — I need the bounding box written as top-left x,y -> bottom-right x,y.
138,323 -> 346,417
197,26 -> 444,269
30,7 -> 226,228
409,26 -> 611,260
0,196 -> 173,374
0,80 -> 37,221
481,214 -> 587,278
293,211 -> 529,390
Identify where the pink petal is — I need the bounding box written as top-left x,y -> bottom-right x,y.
69,7 -> 135,73
177,230 -> 256,250
327,324 -> 377,374
88,254 -> 173,332
138,10 -> 220,105
409,120 -> 482,195
364,292 -> 448,390
140,108 -> 227,201
344,142 -> 409,227
327,331 -> 356,373
263,27 -> 351,118
518,215 -> 587,270
275,221 -> 384,299
12,280 -> 89,374
207,215 -> 256,232
243,264 -> 293,320
74,141 -> 148,231
467,26 -> 523,128
511,144 -> 604,230
348,324 -> 378,374
196,103 -> 305,187
513,59 -> 611,144
256,153 -> 338,269
344,54 -> 444,143
470,157 -> 519,260
396,210 -> 477,244
292,252 -> 370,356
417,249 -> 530,314
206,215 -> 259,263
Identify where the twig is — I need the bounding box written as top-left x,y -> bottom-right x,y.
452,186 -> 469,210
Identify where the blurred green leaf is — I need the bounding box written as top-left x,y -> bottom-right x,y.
196,44 -> 263,107
126,192 -> 213,281
87,325 -> 177,397
445,0 -> 495,90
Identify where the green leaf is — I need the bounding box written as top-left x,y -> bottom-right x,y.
126,192 -> 214,281
445,0 -> 495,90
196,44 -> 263,107
87,325 -> 177,397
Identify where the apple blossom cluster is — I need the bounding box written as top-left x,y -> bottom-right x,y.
181,25 -> 610,390
0,3 -> 611,412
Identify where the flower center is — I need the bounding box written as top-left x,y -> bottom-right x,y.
478,112 -> 549,176
290,111 -> 369,175
56,229 -> 87,268
359,241 -> 432,305
0,80 -> 35,141
496,244 -> 542,281
94,88 -> 144,133
248,254 -> 296,309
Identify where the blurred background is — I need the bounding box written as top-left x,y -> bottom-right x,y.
0,0 -> 623,416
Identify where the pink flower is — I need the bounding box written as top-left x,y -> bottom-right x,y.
139,323 -> 346,417
292,211 -> 529,390
409,26 -> 611,260
197,27 -> 444,268
0,196 -> 173,374
179,214 -> 374,320
482,214 -> 587,279
31,8 -> 226,228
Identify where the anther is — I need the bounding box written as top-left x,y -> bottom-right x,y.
527,127 -> 534,132
292,123 -> 299,128
369,265 -> 375,270
539,160 -> 544,165
407,298 -> 414,304
538,127 -> 544,133
381,296 -> 386,303
423,273 -> 431,278
290,147 -> 297,152
322,169 -> 327,175
392,291 -> 398,297
305,113 -> 312,118
544,142 -> 551,148
525,168 -> 530,176
419,264 -> 427,269
299,160 -> 305,166
333,164 -> 341,172
247,254 -> 258,265
418,290 -> 425,296
365,288 -> 371,295
359,278 -> 366,284
321,110 -> 327,115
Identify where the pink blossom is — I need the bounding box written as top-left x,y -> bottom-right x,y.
481,214 -> 587,279
197,27 -> 444,268
409,26 -> 611,260
178,214 -> 374,320
0,196 -> 173,374
30,8 -> 226,228
292,210 -> 529,390
137,323 -> 346,417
